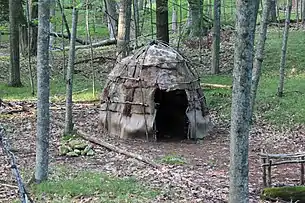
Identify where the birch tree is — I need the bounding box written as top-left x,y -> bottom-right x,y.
278,0 -> 292,97
64,7 -> 78,135
35,0 -> 50,183
229,0 -> 259,202
8,0 -> 22,87
211,0 -> 221,74
250,0 -> 271,120
117,0 -> 131,59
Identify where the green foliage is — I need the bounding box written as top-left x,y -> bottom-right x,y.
0,73 -> 100,102
261,186 -> 305,202
30,169 -> 159,202
159,154 -> 187,165
202,30 -> 305,127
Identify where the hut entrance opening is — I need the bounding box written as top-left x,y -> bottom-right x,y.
154,88 -> 189,141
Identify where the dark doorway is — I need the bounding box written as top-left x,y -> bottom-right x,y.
154,88 -> 189,141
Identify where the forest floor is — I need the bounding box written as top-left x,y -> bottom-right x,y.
1,28 -> 305,202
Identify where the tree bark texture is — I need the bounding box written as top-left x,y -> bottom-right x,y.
278,0 -> 292,97
35,0 -> 50,183
229,1 -> 259,202
105,0 -> 118,39
250,0 -> 271,120
188,0 -> 204,37
9,0 -> 22,87
156,0 -> 169,43
117,0 -> 131,59
211,0 -> 221,74
270,0 -> 277,22
64,7 -> 78,135
302,0 -> 305,24
172,2 -> 178,33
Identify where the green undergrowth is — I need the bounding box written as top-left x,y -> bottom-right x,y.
261,186 -> 305,202
0,74 -> 101,102
28,166 -> 159,202
158,154 -> 187,165
202,30 -> 305,127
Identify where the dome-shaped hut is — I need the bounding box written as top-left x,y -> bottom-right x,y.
100,41 -> 210,141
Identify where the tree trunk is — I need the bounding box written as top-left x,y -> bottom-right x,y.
105,0 -> 118,39
296,0 -> 299,28
229,0 -> 259,202
156,0 -> 169,43
187,3 -> 192,27
50,0 -> 56,49
188,0 -> 204,37
211,0 -> 221,74
64,7 -> 78,135
278,0 -> 292,97
270,0 -> 277,22
172,2 -> 178,33
9,0 -> 22,87
49,0 -> 56,67
133,0 -> 140,38
35,0 -> 50,183
117,0 -> 131,59
138,0 -> 144,11
302,0 -> 305,24
250,0 -> 271,121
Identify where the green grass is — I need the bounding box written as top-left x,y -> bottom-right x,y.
202,30 -> 305,126
158,154 -> 187,165
0,74 -> 101,102
30,167 -> 159,202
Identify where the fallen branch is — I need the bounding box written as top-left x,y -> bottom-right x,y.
74,56 -> 116,65
0,182 -> 19,189
74,39 -> 116,51
200,83 -> 232,89
51,119 -> 161,169
50,32 -> 89,45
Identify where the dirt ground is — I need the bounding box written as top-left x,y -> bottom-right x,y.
1,102 -> 305,203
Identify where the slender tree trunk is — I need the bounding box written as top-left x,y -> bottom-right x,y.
133,0 -> 140,38
278,0 -> 292,97
35,0 -> 50,183
105,0 -> 118,39
25,0 -> 35,95
49,0 -> 56,67
172,1 -> 178,33
250,0 -> 271,121
9,0 -> 22,87
211,0 -> 221,74
156,0 -> 169,43
188,0 -> 204,37
64,7 -> 78,135
296,0 -> 299,28
270,0 -> 277,22
302,0 -> 305,26
187,3 -> 192,27
229,0 -> 259,202
86,0 -> 95,97
57,0 -> 71,38
30,0 -> 38,56
117,0 -> 131,59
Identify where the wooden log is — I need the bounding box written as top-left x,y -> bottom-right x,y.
262,159 -> 305,167
73,39 -> 116,51
261,186 -> 305,202
301,156 -> 304,185
51,119 -> 161,169
261,149 -> 267,187
200,83 -> 232,89
258,152 -> 305,159
50,32 -> 89,45
267,159 -> 272,187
